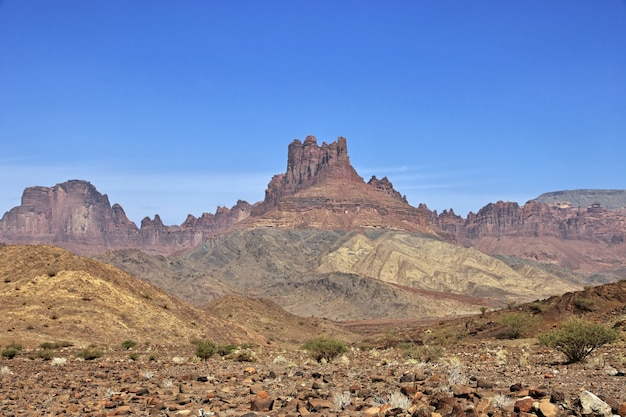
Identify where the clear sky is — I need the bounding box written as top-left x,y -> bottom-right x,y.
1,1 -> 625,225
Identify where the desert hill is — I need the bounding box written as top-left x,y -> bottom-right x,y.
97,228 -> 592,321
0,244 -> 262,347
201,294 -> 359,345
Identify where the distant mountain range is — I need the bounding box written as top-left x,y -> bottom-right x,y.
1,136 -> 625,320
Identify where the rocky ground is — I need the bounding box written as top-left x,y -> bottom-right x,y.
0,339 -> 625,417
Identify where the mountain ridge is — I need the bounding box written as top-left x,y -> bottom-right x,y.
1,136 -> 625,276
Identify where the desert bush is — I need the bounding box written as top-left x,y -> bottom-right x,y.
573,297 -> 596,312
193,339 -> 217,360
301,337 -> 348,363
121,340 -> 137,350
51,357 -> 67,366
6,342 -> 22,351
227,348 -> 256,362
128,352 -> 140,361
538,318 -> 618,363
216,343 -> 238,356
76,346 -> 104,361
332,391 -> 352,411
1,342 -> 22,359
496,312 -> 539,339
38,340 -> 72,350
36,349 -> 54,361
402,344 -> 443,363
1,348 -> 19,359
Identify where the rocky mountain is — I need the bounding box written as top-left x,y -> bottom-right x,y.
0,180 -> 253,255
0,136 -> 438,254
434,200 -> 626,273
0,243 -> 262,346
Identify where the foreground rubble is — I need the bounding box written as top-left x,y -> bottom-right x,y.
0,340 -> 625,417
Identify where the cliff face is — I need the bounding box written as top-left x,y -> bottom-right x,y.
0,180 -> 138,245
0,180 -> 251,254
434,200 -> 626,245
257,136 -> 363,212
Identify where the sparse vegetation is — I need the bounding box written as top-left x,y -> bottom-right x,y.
496,312 -> 539,339
216,343 -> 238,356
76,346 -> 104,361
424,326 -> 465,346
36,349 -> 54,361
193,339 -> 217,360
51,357 -> 67,366
121,340 -> 137,350
1,342 -> 23,359
573,297 -> 596,312
538,318 -> 619,363
401,343 -> 444,363
38,341 -> 72,350
301,337 -> 348,363
527,301 -> 544,313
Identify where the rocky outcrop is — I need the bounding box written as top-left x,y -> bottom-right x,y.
255,136 -> 363,213
0,180 -> 138,248
367,175 -> 408,203
0,180 -> 252,254
434,200 -> 626,245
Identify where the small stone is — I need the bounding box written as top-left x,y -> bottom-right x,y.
515,397 -> 534,413
537,398 -> 559,417
307,398 -> 334,410
250,391 -> 273,411
579,390 -> 612,417
476,379 -> 494,389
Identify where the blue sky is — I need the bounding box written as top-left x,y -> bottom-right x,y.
1,1 -> 625,225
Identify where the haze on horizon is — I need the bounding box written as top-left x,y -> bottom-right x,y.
1,1 -> 625,225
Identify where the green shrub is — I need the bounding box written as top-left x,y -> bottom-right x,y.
538,318 -> 618,363
496,312 -> 539,339
301,337 -> 348,363
193,339 -> 217,360
216,344 -> 238,356
37,349 -> 54,361
76,346 -> 104,360
1,348 -> 19,359
121,340 -> 137,350
39,342 -> 57,350
6,342 -> 22,351
128,352 -> 140,361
